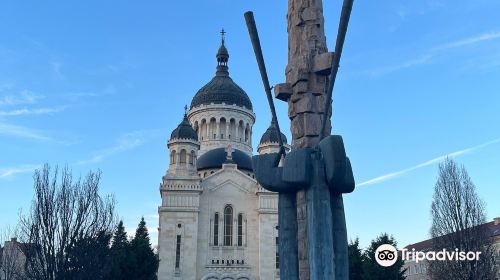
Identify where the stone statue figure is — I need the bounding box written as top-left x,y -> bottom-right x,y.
250,0 -> 356,279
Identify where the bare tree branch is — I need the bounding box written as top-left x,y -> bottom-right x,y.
429,158 -> 497,280
18,164 -> 116,280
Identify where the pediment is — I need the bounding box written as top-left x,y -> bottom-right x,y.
204,178 -> 253,194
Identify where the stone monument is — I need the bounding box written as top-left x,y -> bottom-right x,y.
246,0 -> 355,279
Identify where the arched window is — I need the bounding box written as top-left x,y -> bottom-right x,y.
224,205 -> 233,246
189,150 -> 195,165
170,150 -> 176,164
229,118 -> 236,139
175,235 -> 181,269
214,213 -> 219,246
200,119 -> 207,140
244,125 -> 249,143
209,118 -> 216,139
237,213 -> 243,246
179,149 -> 186,164
194,121 -> 199,134
238,121 -> 244,142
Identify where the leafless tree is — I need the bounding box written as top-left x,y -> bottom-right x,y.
0,226 -> 25,280
429,158 -> 497,280
18,164 -> 115,280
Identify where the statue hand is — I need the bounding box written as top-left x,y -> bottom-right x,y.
318,135 -> 355,194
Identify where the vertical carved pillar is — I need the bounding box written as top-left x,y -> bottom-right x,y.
285,0 -> 333,279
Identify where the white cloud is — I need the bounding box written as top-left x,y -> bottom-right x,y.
0,90 -> 44,106
77,130 -> 159,165
369,31 -> 500,76
357,137 -> 500,187
368,54 -> 433,77
0,106 -> 66,117
0,164 -> 40,179
434,31 -> 500,51
0,123 -> 52,141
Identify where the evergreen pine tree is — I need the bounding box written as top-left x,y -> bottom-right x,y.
348,238 -> 364,280
129,217 -> 159,280
64,231 -> 112,280
362,233 -> 406,280
107,220 -> 132,280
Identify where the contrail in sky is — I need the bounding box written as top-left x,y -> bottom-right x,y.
357,138 -> 500,187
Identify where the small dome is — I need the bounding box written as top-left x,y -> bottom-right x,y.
259,121 -> 287,145
170,114 -> 198,141
196,148 -> 253,171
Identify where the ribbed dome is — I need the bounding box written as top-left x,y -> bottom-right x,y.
170,114 -> 198,141
190,76 -> 253,110
259,121 -> 287,145
190,35 -> 253,110
196,148 -> 253,171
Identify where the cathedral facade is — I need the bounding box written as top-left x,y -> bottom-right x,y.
157,35 -> 289,280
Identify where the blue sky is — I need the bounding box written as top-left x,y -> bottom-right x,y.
1,0 -> 499,249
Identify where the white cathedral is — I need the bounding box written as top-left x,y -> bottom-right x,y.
157,34 -> 290,280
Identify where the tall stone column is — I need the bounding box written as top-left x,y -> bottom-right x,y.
276,0 -> 335,279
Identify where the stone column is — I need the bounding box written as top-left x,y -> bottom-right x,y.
276,0 -> 334,279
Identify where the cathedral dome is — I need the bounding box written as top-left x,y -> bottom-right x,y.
190,76 -> 253,110
259,121 -> 287,145
170,114 -> 198,141
190,33 -> 253,110
196,147 -> 253,171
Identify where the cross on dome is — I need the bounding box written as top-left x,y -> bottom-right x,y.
220,28 -> 226,44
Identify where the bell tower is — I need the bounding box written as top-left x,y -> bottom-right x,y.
158,110 -> 202,279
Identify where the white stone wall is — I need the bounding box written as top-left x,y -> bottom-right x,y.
258,213 -> 279,280
159,167 -> 280,280
196,165 -> 261,278
158,208 -> 200,280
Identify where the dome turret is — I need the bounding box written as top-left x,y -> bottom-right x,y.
170,113 -> 198,141
259,120 -> 288,145
257,120 -> 290,155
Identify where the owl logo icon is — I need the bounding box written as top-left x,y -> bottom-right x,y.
375,244 -> 398,267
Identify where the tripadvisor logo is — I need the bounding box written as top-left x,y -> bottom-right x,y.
375,244 -> 483,267
375,244 -> 398,267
